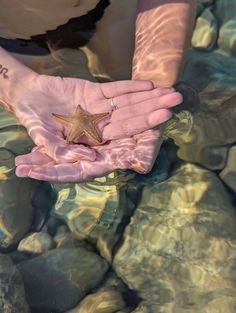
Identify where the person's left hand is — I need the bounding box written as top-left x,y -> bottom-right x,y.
8,74 -> 180,164
15,126 -> 163,183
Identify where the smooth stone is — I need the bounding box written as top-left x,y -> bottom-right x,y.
170,51 -> 236,170
66,287 -> 126,313
218,19 -> 236,56
0,108 -> 34,154
214,0 -> 236,24
54,225 -> 95,251
67,271 -> 133,313
8,250 -> 30,264
196,3 -> 205,17
0,109 -> 54,249
220,145 -> 236,193
17,247 -> 109,312
113,164 -> 236,312
0,253 -> 29,312
164,110 -> 230,170
30,181 -> 57,232
0,148 -> 36,250
131,303 -> 160,313
192,8 -> 218,50
52,171 -> 139,262
44,216 -> 65,236
18,232 -> 56,254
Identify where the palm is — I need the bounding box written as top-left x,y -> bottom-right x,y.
15,128 -> 162,183
13,75 -> 118,162
14,74 -> 182,182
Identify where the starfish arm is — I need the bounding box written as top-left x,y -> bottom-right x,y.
52,113 -> 74,125
66,126 -> 85,143
93,112 -> 110,120
84,124 -> 102,143
52,105 -> 109,144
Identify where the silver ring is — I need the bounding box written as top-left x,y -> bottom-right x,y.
110,98 -> 118,111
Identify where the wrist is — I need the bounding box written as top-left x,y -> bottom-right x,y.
0,47 -> 39,112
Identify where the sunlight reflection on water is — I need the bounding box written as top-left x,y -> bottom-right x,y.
0,0 -> 236,312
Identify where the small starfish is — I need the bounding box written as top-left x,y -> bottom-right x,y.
52,104 -> 109,144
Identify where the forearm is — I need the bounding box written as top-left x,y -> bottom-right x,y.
0,47 -> 38,112
132,0 -> 197,87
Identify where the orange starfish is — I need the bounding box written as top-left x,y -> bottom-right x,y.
52,104 -> 109,144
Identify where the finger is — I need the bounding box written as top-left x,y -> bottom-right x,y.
103,109 -> 172,140
101,80 -> 154,98
113,87 -> 175,109
16,159 -> 112,183
110,92 -> 183,122
129,129 -> 163,174
15,150 -> 53,166
16,163 -> 79,183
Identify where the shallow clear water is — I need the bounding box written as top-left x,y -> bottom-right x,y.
0,1 -> 236,313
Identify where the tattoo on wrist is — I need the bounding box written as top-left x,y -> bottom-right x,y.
0,64 -> 9,79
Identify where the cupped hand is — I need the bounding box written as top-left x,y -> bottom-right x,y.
15,127 -> 163,183
11,74 -> 181,163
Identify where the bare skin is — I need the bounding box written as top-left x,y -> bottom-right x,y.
130,0 -> 197,174
133,0 -> 197,87
0,47 -> 182,181
0,1 -> 196,182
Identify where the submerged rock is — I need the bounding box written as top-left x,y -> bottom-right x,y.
53,225 -> 95,251
165,109 -> 235,170
192,8 -> 218,51
0,148 -> 35,249
168,51 -> 236,170
0,253 -> 29,312
17,247 -> 109,312
218,19 -> 236,56
67,287 -> 126,313
114,164 -> 236,313
18,231 -> 56,255
220,145 -> 236,193
0,109 -> 54,249
52,171 -> 139,261
67,271 -> 131,313
214,0 -> 236,24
